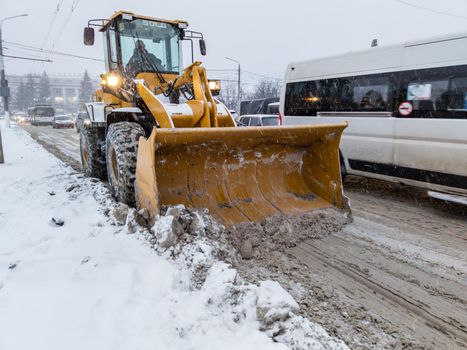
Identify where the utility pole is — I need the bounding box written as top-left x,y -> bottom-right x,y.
0,25 -> 9,129
0,126 -> 4,163
0,14 -> 28,128
0,20 -> 6,162
226,57 -> 241,114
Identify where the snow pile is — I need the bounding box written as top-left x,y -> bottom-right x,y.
133,204 -> 349,349
0,122 -> 348,350
257,280 -> 300,325
226,210 -> 349,260
144,205 -> 240,290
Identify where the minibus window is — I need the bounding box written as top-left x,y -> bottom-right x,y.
445,77 -> 467,111
352,77 -> 389,111
285,64 -> 467,119
407,79 -> 448,111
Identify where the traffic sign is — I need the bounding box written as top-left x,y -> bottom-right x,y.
398,101 -> 413,116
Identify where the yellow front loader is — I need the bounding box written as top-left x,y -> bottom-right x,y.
80,11 -> 348,227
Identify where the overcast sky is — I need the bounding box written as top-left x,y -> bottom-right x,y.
2,0 -> 467,84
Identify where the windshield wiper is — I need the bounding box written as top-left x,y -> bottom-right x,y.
131,31 -> 166,85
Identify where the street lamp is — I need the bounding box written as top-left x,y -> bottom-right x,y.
1,14 -> 28,128
225,57 -> 241,114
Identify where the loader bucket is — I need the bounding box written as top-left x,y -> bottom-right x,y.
135,124 -> 347,227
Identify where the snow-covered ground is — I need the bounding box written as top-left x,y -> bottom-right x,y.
0,122 -> 348,350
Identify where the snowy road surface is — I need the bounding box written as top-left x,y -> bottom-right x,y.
1,123 -> 348,350
18,123 -> 467,349
21,125 -> 81,170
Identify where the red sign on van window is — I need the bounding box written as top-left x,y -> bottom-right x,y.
398,101 -> 413,116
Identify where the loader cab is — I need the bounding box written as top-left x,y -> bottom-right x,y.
84,12 -> 206,81
106,14 -> 183,79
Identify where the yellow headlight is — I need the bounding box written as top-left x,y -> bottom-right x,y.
107,75 -> 120,87
208,80 -> 221,91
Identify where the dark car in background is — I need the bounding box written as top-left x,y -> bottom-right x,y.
240,97 -> 279,116
237,98 -> 281,127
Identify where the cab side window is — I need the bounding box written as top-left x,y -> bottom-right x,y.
106,28 -> 119,71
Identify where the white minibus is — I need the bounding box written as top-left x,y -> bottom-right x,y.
281,31 -> 467,202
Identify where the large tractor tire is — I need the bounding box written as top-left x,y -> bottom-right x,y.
80,126 -> 107,179
105,122 -> 145,207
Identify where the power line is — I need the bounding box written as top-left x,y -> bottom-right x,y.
4,40 -> 103,62
3,46 -> 52,60
2,46 -> 53,62
243,70 -> 282,81
50,0 -> 82,49
207,67 -> 282,80
1,54 -> 52,62
209,68 -> 282,81
206,68 -> 236,72
2,47 -> 52,62
393,0 -> 467,21
41,0 -> 66,50
33,0 -> 68,72
4,46 -> 91,65
7,39 -> 279,81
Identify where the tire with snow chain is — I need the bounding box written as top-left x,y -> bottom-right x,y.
105,122 -> 145,207
80,126 -> 107,179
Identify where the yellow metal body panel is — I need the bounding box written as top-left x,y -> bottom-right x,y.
135,124 -> 347,226
101,92 -> 132,107
95,89 -> 103,101
136,64 -> 235,129
135,72 -> 178,93
137,83 -> 174,128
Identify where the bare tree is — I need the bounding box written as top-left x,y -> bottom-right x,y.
218,81 -> 244,111
248,79 -> 281,100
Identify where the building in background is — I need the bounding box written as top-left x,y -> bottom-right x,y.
1,73 -> 99,114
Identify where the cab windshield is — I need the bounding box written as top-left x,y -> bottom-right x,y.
118,19 -> 180,76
